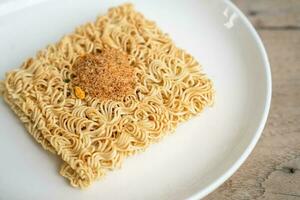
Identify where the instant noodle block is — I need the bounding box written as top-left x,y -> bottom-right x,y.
0,4 -> 214,188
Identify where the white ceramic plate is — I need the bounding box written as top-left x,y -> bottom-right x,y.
0,0 -> 271,199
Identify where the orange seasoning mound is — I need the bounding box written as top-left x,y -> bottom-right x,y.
72,48 -> 136,101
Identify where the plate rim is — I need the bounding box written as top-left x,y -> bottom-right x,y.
188,0 -> 272,199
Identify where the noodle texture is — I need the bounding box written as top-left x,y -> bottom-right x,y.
0,4 -> 214,188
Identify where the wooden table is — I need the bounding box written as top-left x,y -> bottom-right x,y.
206,1 -> 300,199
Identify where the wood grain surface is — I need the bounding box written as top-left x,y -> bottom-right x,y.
205,0 -> 300,200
